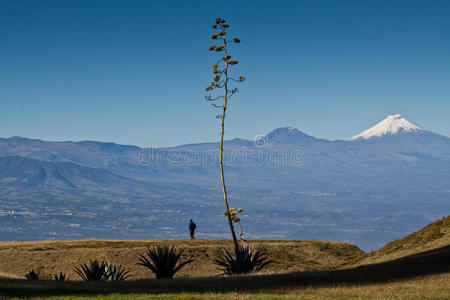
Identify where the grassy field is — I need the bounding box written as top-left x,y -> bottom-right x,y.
0,239 -> 364,280
0,244 -> 449,299
1,216 -> 449,299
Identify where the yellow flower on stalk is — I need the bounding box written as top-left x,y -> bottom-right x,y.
215,45 -> 225,52
238,208 -> 243,213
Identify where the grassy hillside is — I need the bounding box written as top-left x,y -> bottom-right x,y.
1,216 -> 449,280
0,239 -> 364,280
358,215 -> 450,265
0,245 -> 449,299
1,218 -> 449,299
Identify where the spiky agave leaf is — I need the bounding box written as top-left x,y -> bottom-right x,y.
25,269 -> 40,280
137,246 -> 193,279
105,263 -> 131,281
214,248 -> 240,274
53,272 -> 67,281
251,247 -> 272,272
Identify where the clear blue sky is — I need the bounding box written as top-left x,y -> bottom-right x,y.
1,0 -> 449,147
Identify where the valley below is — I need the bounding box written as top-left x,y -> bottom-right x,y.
1,115 -> 450,251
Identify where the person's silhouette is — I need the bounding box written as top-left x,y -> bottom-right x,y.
189,219 -> 197,239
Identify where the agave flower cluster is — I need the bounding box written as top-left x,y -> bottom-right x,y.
223,207 -> 246,240
223,207 -> 243,223
205,17 -> 245,105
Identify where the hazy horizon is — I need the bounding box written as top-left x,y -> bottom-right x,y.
1,113 -> 449,148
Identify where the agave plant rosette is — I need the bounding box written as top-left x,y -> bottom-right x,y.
214,245 -> 272,275
74,259 -> 110,281
137,245 -> 193,279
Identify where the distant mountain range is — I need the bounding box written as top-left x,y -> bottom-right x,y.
0,114 -> 449,250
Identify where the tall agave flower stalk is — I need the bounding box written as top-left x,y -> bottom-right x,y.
205,17 -> 245,251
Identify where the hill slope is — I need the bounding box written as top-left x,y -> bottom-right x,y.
0,155 -> 149,192
358,215 -> 450,265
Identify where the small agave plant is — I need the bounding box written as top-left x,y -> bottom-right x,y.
74,259 -> 110,281
54,272 -> 68,281
137,246 -> 193,279
104,263 -> 131,281
25,269 -> 41,280
214,245 -> 272,275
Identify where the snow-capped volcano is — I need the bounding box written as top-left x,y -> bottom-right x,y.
349,114 -> 424,140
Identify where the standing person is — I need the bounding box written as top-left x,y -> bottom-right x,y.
189,219 -> 196,240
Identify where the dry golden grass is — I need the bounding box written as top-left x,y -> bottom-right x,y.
0,241 -> 448,299
239,273 -> 450,300
0,239 -> 364,280
358,215 -> 450,266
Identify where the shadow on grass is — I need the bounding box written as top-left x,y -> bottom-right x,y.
1,244 -> 449,298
